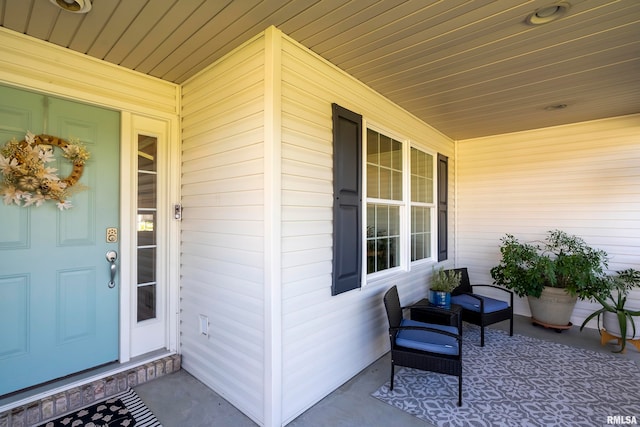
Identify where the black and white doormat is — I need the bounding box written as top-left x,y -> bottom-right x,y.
38,388 -> 162,427
372,325 -> 640,427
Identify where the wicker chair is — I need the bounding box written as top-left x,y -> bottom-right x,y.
383,285 -> 463,406
448,267 -> 514,347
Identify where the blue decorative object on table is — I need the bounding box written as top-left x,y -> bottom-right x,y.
430,290 -> 451,309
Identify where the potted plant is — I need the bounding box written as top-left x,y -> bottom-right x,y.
580,268 -> 640,353
490,230 -> 609,329
430,267 -> 461,309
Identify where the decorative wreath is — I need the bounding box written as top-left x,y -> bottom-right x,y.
0,131 -> 90,210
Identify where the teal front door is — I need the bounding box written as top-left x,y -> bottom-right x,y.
0,85 -> 120,395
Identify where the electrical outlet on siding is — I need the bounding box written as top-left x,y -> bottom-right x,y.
198,314 -> 209,337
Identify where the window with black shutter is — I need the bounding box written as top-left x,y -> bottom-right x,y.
332,103 -> 445,293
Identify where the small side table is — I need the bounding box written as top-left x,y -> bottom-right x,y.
409,298 -> 462,331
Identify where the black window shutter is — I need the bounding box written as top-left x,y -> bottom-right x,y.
331,104 -> 362,295
437,153 -> 449,262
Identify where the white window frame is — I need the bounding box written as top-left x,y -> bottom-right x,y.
409,144 -> 437,266
362,121 -> 437,284
127,115 -> 171,358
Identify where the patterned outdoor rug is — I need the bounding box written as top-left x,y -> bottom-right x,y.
372,325 -> 640,427
38,388 -> 162,427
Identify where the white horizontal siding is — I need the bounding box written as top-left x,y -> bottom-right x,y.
279,34 -> 455,423
180,26 -> 457,426
180,33 -> 266,424
0,28 -> 178,117
456,114 -> 640,327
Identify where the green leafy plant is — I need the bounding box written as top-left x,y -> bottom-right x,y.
490,230 -> 609,299
580,268 -> 640,353
430,267 -> 461,293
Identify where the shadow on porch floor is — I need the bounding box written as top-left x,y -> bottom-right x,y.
135,315 -> 640,427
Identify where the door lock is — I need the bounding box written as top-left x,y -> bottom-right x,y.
106,227 -> 118,243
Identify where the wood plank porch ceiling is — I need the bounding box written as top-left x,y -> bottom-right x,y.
1,0 -> 638,140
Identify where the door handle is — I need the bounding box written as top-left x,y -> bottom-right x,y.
106,250 -> 118,288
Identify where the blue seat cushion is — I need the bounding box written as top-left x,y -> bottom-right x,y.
395,319 -> 459,356
451,293 -> 509,313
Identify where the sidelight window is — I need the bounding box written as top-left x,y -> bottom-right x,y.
136,135 -> 158,322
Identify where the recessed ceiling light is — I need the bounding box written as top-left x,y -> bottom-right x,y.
544,103 -> 568,111
525,2 -> 571,25
49,0 -> 92,13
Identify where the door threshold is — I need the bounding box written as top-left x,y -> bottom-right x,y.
0,350 -> 178,415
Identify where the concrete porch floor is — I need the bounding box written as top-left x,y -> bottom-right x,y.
134,315 -> 640,427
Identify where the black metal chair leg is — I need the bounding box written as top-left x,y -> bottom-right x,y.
509,316 -> 514,336
390,363 -> 395,390
480,325 -> 485,347
458,375 -> 462,407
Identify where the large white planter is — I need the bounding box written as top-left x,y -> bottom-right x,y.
527,286 -> 577,327
603,311 -> 639,339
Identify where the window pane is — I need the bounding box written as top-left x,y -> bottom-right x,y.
416,180 -> 427,203
388,236 -> 399,268
137,213 -> 156,246
411,206 -> 431,261
367,129 -> 402,201
367,129 -> 378,164
137,285 -> 156,322
379,167 -> 391,199
367,203 -> 400,273
367,204 -> 375,236
379,134 -> 392,168
377,239 -> 389,270
367,240 -> 376,274
377,205 -> 389,236
411,174 -> 418,202
137,247 -> 156,284
388,205 -> 399,235
391,171 -> 402,200
412,206 -> 423,232
417,148 -> 426,176
425,177 -> 434,202
138,172 -> 156,209
367,164 -> 379,198
411,148 -> 433,203
138,135 -> 157,172
412,234 -> 424,260
391,140 -> 402,170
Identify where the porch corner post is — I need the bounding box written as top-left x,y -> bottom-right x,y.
263,25 -> 283,427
